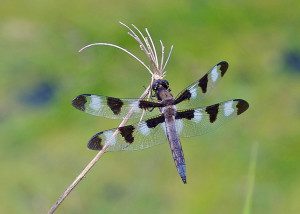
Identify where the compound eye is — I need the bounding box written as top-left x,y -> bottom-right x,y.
162,80 -> 169,88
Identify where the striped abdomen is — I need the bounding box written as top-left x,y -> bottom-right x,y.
163,106 -> 187,184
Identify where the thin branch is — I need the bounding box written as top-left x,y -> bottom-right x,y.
119,22 -> 172,77
145,28 -> 159,68
163,45 -> 174,75
79,43 -> 153,75
131,25 -> 153,56
119,22 -> 152,63
119,22 -> 161,76
131,24 -> 157,67
119,22 -> 149,56
48,86 -> 151,214
159,40 -> 165,72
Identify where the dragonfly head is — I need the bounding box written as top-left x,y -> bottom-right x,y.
152,79 -> 169,92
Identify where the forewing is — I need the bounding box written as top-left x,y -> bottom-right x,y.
175,99 -> 249,138
174,61 -> 229,106
87,114 -> 167,151
72,94 -> 162,119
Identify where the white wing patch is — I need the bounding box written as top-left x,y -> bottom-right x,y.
130,100 -> 140,113
90,95 -> 102,110
189,86 -> 198,99
224,100 -> 234,116
211,66 -> 219,82
192,109 -> 202,123
138,121 -> 151,136
104,130 -> 116,145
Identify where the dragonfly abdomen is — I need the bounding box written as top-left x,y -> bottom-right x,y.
164,106 -> 187,184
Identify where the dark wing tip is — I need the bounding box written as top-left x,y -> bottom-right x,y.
218,61 -> 229,76
182,177 -> 187,184
87,133 -> 103,150
72,94 -> 87,111
234,99 -> 249,115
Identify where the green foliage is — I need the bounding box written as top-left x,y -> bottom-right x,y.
1,0 -> 300,213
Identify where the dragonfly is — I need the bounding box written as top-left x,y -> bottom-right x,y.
72,61 -> 249,184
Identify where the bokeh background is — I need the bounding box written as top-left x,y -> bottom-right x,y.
1,1 -> 300,213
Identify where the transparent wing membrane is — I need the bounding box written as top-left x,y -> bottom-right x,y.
87,99 -> 249,152
72,94 -> 162,119
175,61 -> 229,107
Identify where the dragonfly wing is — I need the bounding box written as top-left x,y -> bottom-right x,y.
175,99 -> 249,138
174,61 -> 229,106
86,99 -> 249,151
72,94 -> 163,119
88,114 -> 168,151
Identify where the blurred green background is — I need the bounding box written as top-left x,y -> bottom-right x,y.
1,0 -> 300,213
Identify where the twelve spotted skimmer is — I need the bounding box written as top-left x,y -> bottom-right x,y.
72,61 -> 249,184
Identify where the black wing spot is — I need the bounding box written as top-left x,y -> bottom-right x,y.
218,61 -> 229,77
174,90 -> 191,105
198,73 -> 208,93
206,103 -> 219,123
118,125 -> 135,144
88,133 -> 103,150
145,115 -> 165,128
107,97 -> 124,115
72,95 -> 87,111
175,109 -> 195,120
234,99 -> 249,115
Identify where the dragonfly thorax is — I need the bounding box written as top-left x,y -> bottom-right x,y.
152,79 -> 173,102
